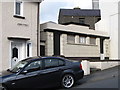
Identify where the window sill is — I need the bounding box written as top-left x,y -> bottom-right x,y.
13,15 -> 25,19
67,43 -> 97,46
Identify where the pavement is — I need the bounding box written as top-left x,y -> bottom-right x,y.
80,65 -> 119,83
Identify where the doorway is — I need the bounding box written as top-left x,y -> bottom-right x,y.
11,42 -> 24,68
40,45 -> 45,56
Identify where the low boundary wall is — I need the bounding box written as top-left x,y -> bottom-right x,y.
81,60 -> 120,75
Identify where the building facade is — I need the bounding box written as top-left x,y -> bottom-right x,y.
0,0 -> 42,71
95,0 -> 120,59
58,8 -> 101,30
40,22 -> 110,60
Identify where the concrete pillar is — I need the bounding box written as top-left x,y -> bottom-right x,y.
81,60 -> 90,75
86,37 -> 90,44
75,35 -> 79,44
60,34 -> 64,55
46,32 -> 53,56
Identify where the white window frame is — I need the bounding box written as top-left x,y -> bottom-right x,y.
79,36 -> 86,44
14,0 -> 23,16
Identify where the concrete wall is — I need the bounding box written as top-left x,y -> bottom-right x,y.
90,61 -> 120,70
44,31 -> 110,58
61,34 -> 100,57
81,60 -> 119,75
104,39 -> 110,58
40,22 -> 110,58
1,2 -> 38,70
45,32 -> 53,56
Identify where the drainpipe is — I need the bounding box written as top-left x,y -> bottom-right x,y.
37,2 -> 40,56
100,38 -> 105,60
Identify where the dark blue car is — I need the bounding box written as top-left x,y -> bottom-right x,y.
0,56 -> 84,89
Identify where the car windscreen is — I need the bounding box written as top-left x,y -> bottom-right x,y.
10,61 -> 28,73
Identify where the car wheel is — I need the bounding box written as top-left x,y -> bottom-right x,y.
61,74 -> 74,88
2,85 -> 7,90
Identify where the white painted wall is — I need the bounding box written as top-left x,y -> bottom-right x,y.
95,0 -> 120,59
0,2 -> 2,71
81,60 -> 90,75
118,1 -> 120,59
90,61 -> 120,70
1,2 -> 38,71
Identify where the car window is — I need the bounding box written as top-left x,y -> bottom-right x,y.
10,61 -> 28,73
44,59 -> 58,68
59,60 -> 65,66
44,58 -> 65,69
24,60 -> 42,72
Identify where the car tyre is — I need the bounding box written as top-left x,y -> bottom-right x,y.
61,74 -> 74,89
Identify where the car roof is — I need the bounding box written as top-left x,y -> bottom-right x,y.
21,56 -> 64,62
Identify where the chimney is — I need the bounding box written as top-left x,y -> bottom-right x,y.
73,7 -> 81,9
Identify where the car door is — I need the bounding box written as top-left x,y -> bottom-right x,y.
14,60 -> 43,88
40,58 -> 65,87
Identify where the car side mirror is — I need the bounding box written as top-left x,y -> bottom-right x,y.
7,69 -> 10,71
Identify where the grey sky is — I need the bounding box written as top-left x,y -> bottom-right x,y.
40,0 -> 92,23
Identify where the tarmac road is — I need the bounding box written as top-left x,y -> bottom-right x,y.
60,65 -> 120,89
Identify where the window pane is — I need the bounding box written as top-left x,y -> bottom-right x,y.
27,43 -> 31,57
11,61 -> 28,73
27,44 -> 30,57
67,35 -> 75,43
45,59 -> 59,68
80,36 -> 86,44
90,37 -> 96,45
25,61 -> 41,72
12,47 -> 18,58
59,60 -> 64,66
16,2 -> 21,15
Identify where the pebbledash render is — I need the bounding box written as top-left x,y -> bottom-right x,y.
0,0 -> 42,71
40,21 -> 110,60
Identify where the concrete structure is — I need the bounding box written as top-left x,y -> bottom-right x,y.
40,22 -> 110,60
81,60 -> 90,75
0,0 -> 42,71
58,8 -> 101,30
95,0 -> 120,59
90,61 -> 120,70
